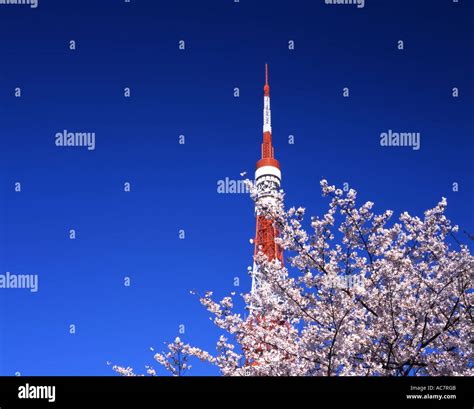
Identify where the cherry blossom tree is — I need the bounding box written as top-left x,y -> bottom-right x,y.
112,180 -> 473,376
109,337 -> 214,377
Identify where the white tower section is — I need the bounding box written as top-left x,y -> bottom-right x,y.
263,94 -> 272,134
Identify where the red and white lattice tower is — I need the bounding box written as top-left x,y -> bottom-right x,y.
243,65 -> 291,372
250,64 -> 284,306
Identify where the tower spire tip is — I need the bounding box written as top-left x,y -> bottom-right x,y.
264,64 -> 270,96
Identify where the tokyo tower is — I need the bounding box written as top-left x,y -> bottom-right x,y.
250,64 -> 284,303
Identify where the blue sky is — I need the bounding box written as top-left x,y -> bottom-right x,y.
0,0 -> 472,375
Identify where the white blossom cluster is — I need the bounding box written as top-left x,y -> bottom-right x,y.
112,180 -> 473,376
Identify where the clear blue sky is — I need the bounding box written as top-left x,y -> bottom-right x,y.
0,0 -> 472,375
